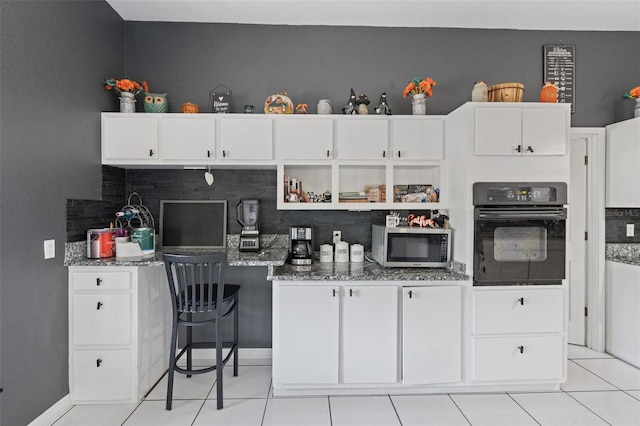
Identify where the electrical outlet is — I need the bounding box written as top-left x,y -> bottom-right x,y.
626,224 -> 635,237
333,230 -> 342,244
44,239 -> 55,259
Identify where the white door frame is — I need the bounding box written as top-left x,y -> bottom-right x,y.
570,128 -> 606,352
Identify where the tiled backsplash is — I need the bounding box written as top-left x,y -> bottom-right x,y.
66,166 -> 394,249
605,208 -> 640,243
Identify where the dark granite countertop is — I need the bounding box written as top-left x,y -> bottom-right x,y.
268,260 -> 469,281
606,243 -> 640,266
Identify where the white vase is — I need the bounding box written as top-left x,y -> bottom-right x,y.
412,94 -> 426,115
635,98 -> 640,118
119,91 -> 136,113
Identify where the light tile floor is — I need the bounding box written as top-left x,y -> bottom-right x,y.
50,345 -> 640,426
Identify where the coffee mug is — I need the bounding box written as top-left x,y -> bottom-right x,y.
386,215 -> 400,227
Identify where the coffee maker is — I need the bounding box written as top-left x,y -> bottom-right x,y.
237,199 -> 260,251
289,226 -> 314,265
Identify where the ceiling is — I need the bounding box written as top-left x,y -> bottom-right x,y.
106,0 -> 640,31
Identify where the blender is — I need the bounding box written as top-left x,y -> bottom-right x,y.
236,199 -> 260,251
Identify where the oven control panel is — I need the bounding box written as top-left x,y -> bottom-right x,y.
473,182 -> 568,205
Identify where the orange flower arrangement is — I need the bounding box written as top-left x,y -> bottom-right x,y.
403,76 -> 437,97
104,78 -> 146,95
623,85 -> 640,100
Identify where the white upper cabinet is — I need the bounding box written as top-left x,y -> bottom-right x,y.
160,116 -> 216,161
102,115 -> 159,162
606,118 -> 640,207
275,117 -> 333,160
391,117 -> 444,160
218,117 -> 274,160
335,118 -> 389,160
474,104 -> 569,156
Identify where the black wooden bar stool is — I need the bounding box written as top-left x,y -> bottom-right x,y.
163,253 -> 240,410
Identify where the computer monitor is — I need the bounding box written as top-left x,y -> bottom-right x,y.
159,200 -> 227,250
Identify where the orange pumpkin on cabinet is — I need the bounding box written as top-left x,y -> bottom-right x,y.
540,82 -> 559,103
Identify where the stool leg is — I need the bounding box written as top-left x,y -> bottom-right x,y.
186,312 -> 192,378
233,295 -> 239,377
216,315 -> 223,409
166,316 -> 178,410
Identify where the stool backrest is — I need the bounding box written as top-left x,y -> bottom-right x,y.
163,253 -> 227,314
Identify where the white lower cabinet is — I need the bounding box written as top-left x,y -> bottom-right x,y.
68,266 -> 171,404
471,286 -> 565,383
272,282 -> 397,387
402,285 -> 462,385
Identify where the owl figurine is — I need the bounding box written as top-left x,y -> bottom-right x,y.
144,92 -> 168,113
471,81 -> 488,102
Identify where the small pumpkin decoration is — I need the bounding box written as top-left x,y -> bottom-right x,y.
181,102 -> 200,113
540,82 -> 559,103
264,92 -> 294,114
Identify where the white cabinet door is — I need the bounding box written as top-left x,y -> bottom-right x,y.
522,108 -> 568,155
605,261 -> 640,368
472,335 -> 564,381
403,286 -> 461,385
73,293 -> 132,345
335,119 -> 388,160
473,288 -> 564,334
391,118 -> 444,160
273,284 -> 340,385
102,115 -> 159,161
276,118 -> 333,160
475,107 -> 522,156
343,285 -> 397,384
219,118 -> 273,160
160,116 -> 215,161
71,349 -> 132,402
606,118 -> 640,207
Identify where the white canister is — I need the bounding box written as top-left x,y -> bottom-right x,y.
319,244 -> 334,263
317,99 -> 333,114
350,244 -> 364,262
334,241 -> 349,262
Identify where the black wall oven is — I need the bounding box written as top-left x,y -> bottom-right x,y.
473,182 -> 568,286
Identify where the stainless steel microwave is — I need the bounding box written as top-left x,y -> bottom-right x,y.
371,225 -> 452,268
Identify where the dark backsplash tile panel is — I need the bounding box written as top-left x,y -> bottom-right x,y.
66,166 -> 127,242
125,168 -> 388,250
605,208 -> 640,243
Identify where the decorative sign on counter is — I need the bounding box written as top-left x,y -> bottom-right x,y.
543,44 -> 575,113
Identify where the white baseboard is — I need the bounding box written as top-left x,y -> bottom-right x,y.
28,394 -> 73,426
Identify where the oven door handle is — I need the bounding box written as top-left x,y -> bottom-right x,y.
476,210 -> 567,220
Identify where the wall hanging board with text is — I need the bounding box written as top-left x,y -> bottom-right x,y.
543,44 -> 575,113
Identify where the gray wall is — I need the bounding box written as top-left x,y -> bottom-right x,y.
1,2 -> 640,424
124,23 -> 640,125
0,2 -> 123,424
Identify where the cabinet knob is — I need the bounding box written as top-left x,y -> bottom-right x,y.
332,288 -> 337,297
515,145 -> 522,153
207,150 -> 212,158
223,150 -> 228,158
526,146 -> 534,153
518,297 -> 524,305
397,150 -> 401,158
149,149 -> 154,157
408,290 -> 413,299
327,150 -> 331,158
96,358 -> 102,367
96,278 -> 102,286
382,150 -> 386,158
349,288 -> 353,297
96,301 -> 103,310
518,345 -> 525,354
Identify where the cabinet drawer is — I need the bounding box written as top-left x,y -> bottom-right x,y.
71,271 -> 132,291
71,348 -> 132,403
72,293 -> 132,345
473,289 -> 563,334
472,335 -> 564,382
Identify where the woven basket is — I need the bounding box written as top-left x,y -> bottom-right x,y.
488,83 -> 524,102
